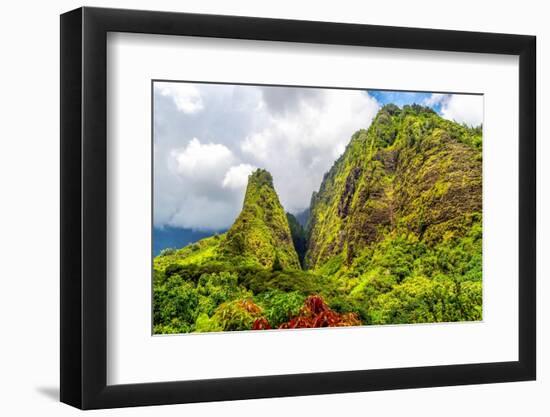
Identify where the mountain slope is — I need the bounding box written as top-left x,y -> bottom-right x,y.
305,104 -> 482,270
152,104 -> 483,334
220,169 -> 301,270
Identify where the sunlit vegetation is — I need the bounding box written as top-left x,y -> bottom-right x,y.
153,104 -> 483,334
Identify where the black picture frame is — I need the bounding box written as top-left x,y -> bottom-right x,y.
60,6 -> 536,410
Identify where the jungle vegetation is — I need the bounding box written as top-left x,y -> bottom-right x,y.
153,104 -> 483,334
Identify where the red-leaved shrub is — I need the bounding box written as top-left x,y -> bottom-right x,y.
278,295 -> 360,329
251,295 -> 360,330
252,317 -> 272,330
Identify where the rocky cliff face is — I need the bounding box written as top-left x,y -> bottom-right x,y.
221,169 -> 301,270
305,104 -> 482,270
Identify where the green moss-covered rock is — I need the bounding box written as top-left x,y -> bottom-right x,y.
152,103 -> 483,333
305,104 -> 482,270
220,169 -> 301,270
153,169 -> 301,273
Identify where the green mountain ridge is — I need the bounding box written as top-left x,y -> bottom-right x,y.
153,103 -> 483,333
306,103 -> 482,271
220,169 -> 301,270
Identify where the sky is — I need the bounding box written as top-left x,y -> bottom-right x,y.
153,82 -> 483,232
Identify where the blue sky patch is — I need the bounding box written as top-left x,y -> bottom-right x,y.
368,90 -> 445,113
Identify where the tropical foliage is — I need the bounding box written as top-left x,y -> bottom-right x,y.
153,104 -> 483,334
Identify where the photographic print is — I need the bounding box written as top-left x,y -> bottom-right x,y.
152,81 -> 483,335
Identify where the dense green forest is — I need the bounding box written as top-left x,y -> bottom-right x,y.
153,104 -> 483,334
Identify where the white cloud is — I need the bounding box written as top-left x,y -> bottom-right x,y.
167,196 -> 242,231
440,94 -> 483,127
153,138 -> 243,231
424,93 -> 483,127
156,83 -> 204,114
155,83 -> 485,231
240,88 -> 380,213
222,164 -> 256,189
154,83 -> 379,230
241,132 -> 270,161
423,93 -> 447,106
171,138 -> 234,178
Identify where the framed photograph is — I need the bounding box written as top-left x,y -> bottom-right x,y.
60,6 -> 536,409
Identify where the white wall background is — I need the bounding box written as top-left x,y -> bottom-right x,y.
0,0 -> 546,415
